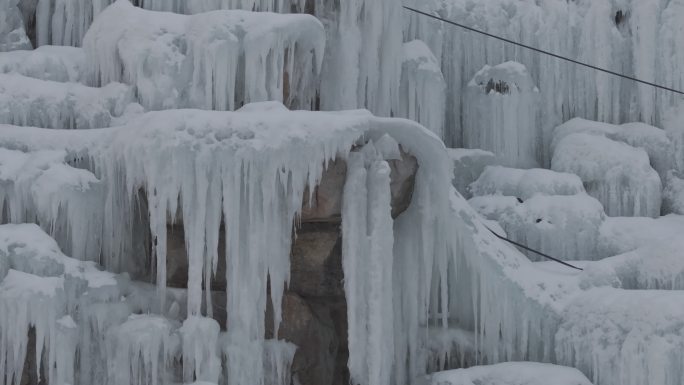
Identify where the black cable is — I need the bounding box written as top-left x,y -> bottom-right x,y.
485,226 -> 584,271
403,6 -> 684,96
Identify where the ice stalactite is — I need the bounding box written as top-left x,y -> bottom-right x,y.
317,0 -> 403,117
0,74 -> 135,130
83,0 -> 325,111
0,270 -> 64,385
552,133 -> 662,217
342,146 -> 395,385
106,315 -> 179,385
404,0 -> 684,157
262,340 -> 297,385
33,0 -> 114,47
444,183 -> 606,371
93,106 -> 368,385
180,317 -> 221,384
463,62 -> 540,168
400,40 -> 446,140
0,223 -> 124,385
0,149 -> 103,263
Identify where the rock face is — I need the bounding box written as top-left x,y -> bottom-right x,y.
302,149 -> 417,221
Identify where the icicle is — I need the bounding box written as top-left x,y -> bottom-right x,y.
552,133 -> 662,217
0,270 -> 64,385
83,1 -> 324,111
342,145 -> 394,385
106,314 -> 179,385
399,40 -> 446,140
180,316 -> 221,384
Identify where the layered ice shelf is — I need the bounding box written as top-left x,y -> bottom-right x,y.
425,362 -> 592,385
0,74 -> 135,129
0,46 -> 85,82
552,133 -> 661,218
83,0 -> 325,111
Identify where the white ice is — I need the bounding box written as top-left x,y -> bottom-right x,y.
470,166 -> 585,201
400,40 -> 446,140
83,0 -> 325,111
0,46 -> 85,82
552,133 -> 661,217
0,73 -> 135,129
463,62 -> 540,168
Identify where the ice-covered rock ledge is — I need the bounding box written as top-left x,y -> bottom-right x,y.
83,0 -> 325,111
0,102 -> 457,385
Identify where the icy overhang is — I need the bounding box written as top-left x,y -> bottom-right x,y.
83,0 -> 326,111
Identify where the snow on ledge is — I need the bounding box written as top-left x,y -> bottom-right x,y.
83,0 -> 325,111
425,362 -> 592,385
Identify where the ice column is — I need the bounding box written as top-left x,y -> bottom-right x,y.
342,148 -> 395,385
400,40 -> 446,140
180,316 -> 221,384
463,62 -> 540,168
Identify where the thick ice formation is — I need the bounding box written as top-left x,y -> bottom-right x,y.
342,147 -> 395,385
581,238 -> 684,290
83,0 -> 325,111
107,315 -> 179,385
0,0 -> 31,52
557,288 -> 684,385
467,166 -> 604,261
663,171 -> 684,214
552,133 -> 661,217
0,149 -> 102,262
597,215 -> 684,258
180,317 -> 221,384
0,104 -> 464,385
0,223 -> 120,385
399,40 -> 446,140
404,0 -> 684,150
664,104 -> 684,172
463,62 -> 540,168
317,0 -> 402,117
469,193 -> 605,262
0,74 -> 135,129
0,46 -> 85,82
470,166 -> 585,201
426,362 -> 592,385
552,118 -> 676,182
24,0 -> 311,47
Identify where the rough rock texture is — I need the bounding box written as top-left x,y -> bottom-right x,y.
290,222 -> 344,298
302,149 -> 417,220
